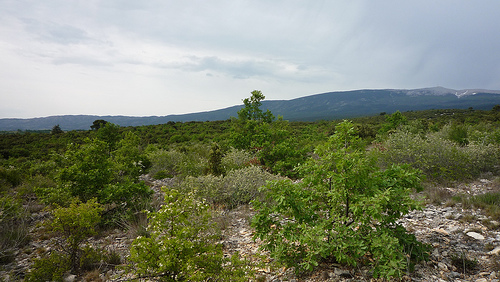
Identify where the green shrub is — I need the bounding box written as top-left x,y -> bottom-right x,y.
221,148 -> 253,171
0,166 -> 22,192
447,123 -> 469,146
175,166 -> 282,209
147,146 -> 209,178
207,142 -> 224,176
0,196 -> 30,264
371,130 -> 500,182
26,252 -> 70,282
252,121 -> 429,278
51,198 -> 103,272
128,188 -> 250,281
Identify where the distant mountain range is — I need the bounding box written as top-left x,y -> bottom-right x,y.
2,87 -> 500,131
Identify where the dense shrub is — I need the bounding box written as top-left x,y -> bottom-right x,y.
221,148 -> 254,172
26,252 -> 70,282
147,145 -> 209,179
252,121 -> 429,278
175,166 -> 282,209
0,196 -> 30,264
0,166 -> 22,192
51,198 -> 103,272
128,188 -> 250,281
372,130 -> 500,182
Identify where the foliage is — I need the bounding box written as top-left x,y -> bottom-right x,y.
147,145 -> 210,179
453,191 -> 500,221
252,120 -> 429,278
378,111 -> 408,135
207,142 -> 224,176
55,138 -> 114,203
128,188 -> 250,281
51,198 -> 103,272
230,90 -> 275,150
0,196 -> 30,264
113,131 -> 149,181
175,166 -> 282,209
237,90 -> 274,123
372,129 -> 500,182
447,123 -> 469,146
90,119 -> 108,131
51,124 -> 64,135
26,252 -> 70,282
230,91 -> 307,178
0,166 -> 22,192
96,122 -> 121,153
221,148 -> 254,171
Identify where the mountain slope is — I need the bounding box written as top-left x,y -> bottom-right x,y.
2,87 -> 500,131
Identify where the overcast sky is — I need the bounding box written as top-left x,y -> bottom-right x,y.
1,1 -> 500,118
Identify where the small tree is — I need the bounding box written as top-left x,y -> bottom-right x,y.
207,142 -> 224,176
252,120 -> 429,278
51,124 -> 64,135
96,122 -> 121,153
379,110 -> 408,135
230,91 -> 306,177
128,189 -> 249,281
90,119 -> 108,131
51,198 -> 102,272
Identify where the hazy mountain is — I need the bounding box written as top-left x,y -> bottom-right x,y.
2,87 -> 500,131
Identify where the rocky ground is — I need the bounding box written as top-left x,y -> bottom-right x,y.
1,177 -> 499,281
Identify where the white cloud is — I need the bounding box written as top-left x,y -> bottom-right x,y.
1,0 -> 500,118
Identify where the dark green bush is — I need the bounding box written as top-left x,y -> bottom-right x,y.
252,121 -> 429,278
26,252 -> 70,282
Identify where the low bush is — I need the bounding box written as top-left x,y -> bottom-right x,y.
50,198 -> 103,272
26,252 -> 70,282
174,166 -> 282,209
0,196 -> 30,264
371,130 -> 500,182
221,148 -> 254,172
128,188 -> 251,281
147,146 -> 209,179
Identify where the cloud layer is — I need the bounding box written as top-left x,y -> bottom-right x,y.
1,1 -> 500,118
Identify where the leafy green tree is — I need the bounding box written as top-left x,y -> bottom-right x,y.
379,110 -> 408,134
90,119 -> 108,131
237,90 -> 274,123
231,90 -> 275,150
51,124 -> 64,135
56,138 -> 113,203
96,122 -> 121,153
113,131 -> 148,181
128,189 -> 250,281
230,91 -> 306,177
252,120 -> 428,278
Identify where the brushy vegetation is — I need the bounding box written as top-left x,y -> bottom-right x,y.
252,121 -> 429,278
1,92 -> 500,279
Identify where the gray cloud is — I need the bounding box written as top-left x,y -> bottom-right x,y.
1,1 -> 500,118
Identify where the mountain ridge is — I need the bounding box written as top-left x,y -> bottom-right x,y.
2,87 -> 500,131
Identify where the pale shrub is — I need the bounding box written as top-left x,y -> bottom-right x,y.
221,148 -> 254,172
175,166 -> 282,209
371,130 -> 500,182
147,149 -> 184,179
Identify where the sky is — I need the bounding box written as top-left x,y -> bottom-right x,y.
1,1 -> 500,118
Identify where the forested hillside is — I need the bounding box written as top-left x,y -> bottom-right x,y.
1,92 -> 500,281
3,87 -> 500,131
